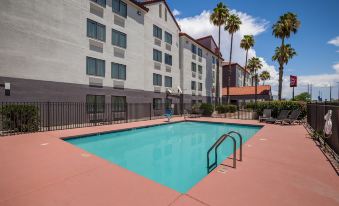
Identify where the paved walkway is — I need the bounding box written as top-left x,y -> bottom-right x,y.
0,118 -> 338,206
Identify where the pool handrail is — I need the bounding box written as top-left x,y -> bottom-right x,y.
207,131 -> 243,173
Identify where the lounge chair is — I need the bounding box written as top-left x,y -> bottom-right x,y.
259,109 -> 272,122
282,110 -> 301,125
265,110 -> 290,124
183,109 -> 201,119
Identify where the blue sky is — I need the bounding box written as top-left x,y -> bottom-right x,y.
167,0 -> 339,100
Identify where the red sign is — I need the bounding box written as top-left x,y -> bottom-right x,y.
290,75 -> 297,87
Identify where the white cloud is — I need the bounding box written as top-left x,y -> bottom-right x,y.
328,36 -> 339,46
333,63 -> 339,73
172,9 -> 181,16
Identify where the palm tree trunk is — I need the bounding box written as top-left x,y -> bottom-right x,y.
278,38 -> 285,101
227,33 -> 234,104
255,71 -> 258,103
243,49 -> 248,87
215,25 -> 221,106
278,64 -> 283,100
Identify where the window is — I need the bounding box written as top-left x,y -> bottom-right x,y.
87,19 -> 106,41
112,96 -> 126,112
159,4 -> 162,18
153,98 -> 162,110
191,100 -> 197,105
165,54 -> 172,65
86,95 -> 105,113
212,56 -> 216,64
112,0 -> 127,17
213,71 -> 216,82
153,73 -> 162,86
191,81 -> 196,90
112,29 -> 127,48
165,76 -> 172,87
86,57 -> 105,77
198,48 -> 203,57
111,63 -> 126,80
198,83 -> 203,91
91,0 -> 106,7
153,25 -> 162,40
153,49 -> 162,62
198,65 -> 202,74
165,32 -> 172,45
191,62 -> 196,72
191,44 -> 197,54
165,8 -> 168,21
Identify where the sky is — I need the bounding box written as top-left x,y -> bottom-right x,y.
166,0 -> 339,100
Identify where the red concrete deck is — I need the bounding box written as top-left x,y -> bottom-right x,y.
0,118 -> 338,206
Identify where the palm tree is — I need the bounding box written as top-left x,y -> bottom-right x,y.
210,3 -> 229,106
272,44 -> 297,97
240,35 -> 254,86
272,12 -> 300,100
225,14 -> 242,104
259,71 -> 271,85
247,57 -> 263,103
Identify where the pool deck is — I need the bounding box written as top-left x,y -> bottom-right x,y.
0,117 -> 338,206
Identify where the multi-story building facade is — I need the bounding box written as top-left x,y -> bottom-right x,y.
222,62 -> 252,87
0,0 -> 221,107
179,33 -> 221,105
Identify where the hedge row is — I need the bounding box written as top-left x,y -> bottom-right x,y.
0,104 -> 40,132
246,101 -> 307,119
216,105 -> 237,113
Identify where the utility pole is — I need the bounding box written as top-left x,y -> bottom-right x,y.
329,84 -> 332,101
337,82 -> 339,100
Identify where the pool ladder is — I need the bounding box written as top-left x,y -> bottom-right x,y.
207,131 -> 243,173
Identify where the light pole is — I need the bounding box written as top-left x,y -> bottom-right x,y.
337,82 -> 339,101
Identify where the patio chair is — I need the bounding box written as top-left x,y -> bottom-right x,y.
259,109 -> 272,122
183,109 -> 201,119
282,110 -> 302,125
265,110 -> 290,124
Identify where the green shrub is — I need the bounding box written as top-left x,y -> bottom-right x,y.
199,103 -> 213,116
216,104 -> 237,113
191,104 -> 201,114
245,101 -> 306,119
0,104 -> 40,132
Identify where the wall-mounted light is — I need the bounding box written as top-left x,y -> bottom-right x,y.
0,82 -> 10,96
137,10 -> 141,15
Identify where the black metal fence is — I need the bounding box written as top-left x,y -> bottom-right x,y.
0,102 -> 189,136
0,102 -> 258,136
307,102 -> 339,155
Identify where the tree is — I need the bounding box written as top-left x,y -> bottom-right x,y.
210,2 -> 229,106
294,92 -> 311,102
259,71 -> 271,85
240,35 -> 254,86
225,14 -> 242,104
272,44 -> 297,98
272,12 -> 300,100
247,57 -> 263,103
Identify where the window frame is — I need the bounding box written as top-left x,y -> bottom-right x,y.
165,76 -> 172,88
86,95 -> 105,114
86,57 -> 105,77
165,53 -> 172,66
191,81 -> 196,90
111,62 -> 126,80
165,31 -> 172,45
90,0 -> 106,7
198,65 -> 203,74
112,0 -> 127,18
153,25 -> 162,40
153,49 -> 162,62
87,19 -> 106,42
191,44 -> 197,54
153,98 -> 162,110
191,62 -> 197,72
112,29 -> 127,48
198,48 -> 203,57
198,83 -> 203,91
111,96 -> 126,112
153,73 -> 162,86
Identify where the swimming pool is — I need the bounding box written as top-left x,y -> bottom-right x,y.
66,121 -> 261,193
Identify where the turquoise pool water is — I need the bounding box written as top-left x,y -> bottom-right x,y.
66,121 -> 261,193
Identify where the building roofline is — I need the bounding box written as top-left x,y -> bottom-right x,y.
140,0 -> 181,31
129,0 -> 149,12
222,62 -> 251,74
196,35 -> 219,50
179,32 -> 224,60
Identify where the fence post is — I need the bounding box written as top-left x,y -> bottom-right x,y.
47,101 -> 50,131
125,103 -> 128,123
150,103 -> 152,120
